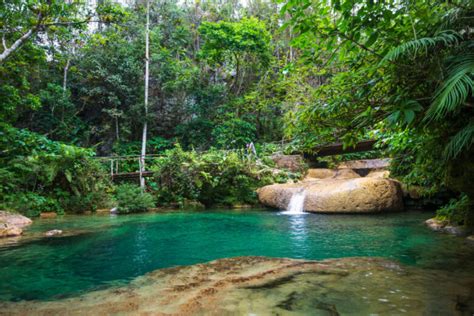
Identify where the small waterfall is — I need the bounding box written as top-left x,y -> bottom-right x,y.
282,189 -> 306,215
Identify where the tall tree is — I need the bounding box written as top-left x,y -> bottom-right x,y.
140,0 -> 150,189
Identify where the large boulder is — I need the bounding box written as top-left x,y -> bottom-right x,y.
0,223 -> 23,237
0,211 -> 32,238
0,211 -> 32,228
258,177 -> 403,213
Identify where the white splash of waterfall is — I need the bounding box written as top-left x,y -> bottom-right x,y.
281,189 -> 306,215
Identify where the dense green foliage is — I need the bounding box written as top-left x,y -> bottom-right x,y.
0,124 -> 111,217
280,0 -> 473,224
1,0 -> 473,224
149,145 -> 293,207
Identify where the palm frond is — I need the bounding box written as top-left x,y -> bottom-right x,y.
425,53 -> 474,121
444,121 -> 474,159
382,30 -> 461,63
437,8 -> 463,32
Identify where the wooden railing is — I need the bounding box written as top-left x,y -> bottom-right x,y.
93,154 -> 164,180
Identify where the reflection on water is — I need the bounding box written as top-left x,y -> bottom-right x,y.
284,213 -> 310,258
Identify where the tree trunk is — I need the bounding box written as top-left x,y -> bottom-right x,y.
63,58 -> 70,95
115,116 -> 120,141
140,0 -> 150,190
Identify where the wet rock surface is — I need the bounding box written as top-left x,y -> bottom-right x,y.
0,256 -> 472,315
0,223 -> 23,238
0,211 -> 32,238
0,211 -> 32,228
44,229 -> 63,237
258,177 -> 403,213
425,218 -> 472,236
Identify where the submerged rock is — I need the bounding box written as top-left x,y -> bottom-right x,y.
1,256 -> 472,315
258,177 -> 403,213
44,229 -> 63,237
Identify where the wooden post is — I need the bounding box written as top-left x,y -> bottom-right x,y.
110,159 -> 113,177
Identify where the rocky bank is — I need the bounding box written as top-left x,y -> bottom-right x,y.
0,211 -> 32,238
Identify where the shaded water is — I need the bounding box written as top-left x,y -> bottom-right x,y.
0,209 -> 473,302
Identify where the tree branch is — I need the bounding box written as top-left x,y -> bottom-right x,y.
0,28 -> 35,62
0,11 -> 43,63
2,35 -> 6,51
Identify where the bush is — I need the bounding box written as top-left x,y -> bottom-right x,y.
436,194 -> 472,226
2,192 -> 62,218
150,145 -> 292,207
115,184 -> 155,214
0,124 -> 112,215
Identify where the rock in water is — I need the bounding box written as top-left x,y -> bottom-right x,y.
258,178 -> 403,213
425,218 -> 471,236
0,257 -> 473,315
45,229 -> 63,237
0,211 -> 32,238
40,212 -> 57,219
0,211 -> 32,228
0,223 -> 23,237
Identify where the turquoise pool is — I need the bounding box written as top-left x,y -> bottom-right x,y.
0,209 -> 473,301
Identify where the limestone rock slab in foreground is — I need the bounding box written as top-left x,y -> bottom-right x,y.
258,177 -> 404,213
1,256 -> 473,315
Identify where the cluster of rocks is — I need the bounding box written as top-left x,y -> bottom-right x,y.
258,158 -> 404,213
0,210 -> 65,239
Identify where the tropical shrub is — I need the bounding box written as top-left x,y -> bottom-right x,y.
114,184 -> 155,214
436,194 -> 472,226
0,124 -> 112,215
3,192 -> 62,218
150,145 -> 293,207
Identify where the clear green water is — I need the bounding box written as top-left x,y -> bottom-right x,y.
0,209 -> 473,302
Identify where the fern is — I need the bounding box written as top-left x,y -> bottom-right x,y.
444,121 -> 474,159
382,30 -> 461,62
426,53 -> 474,121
